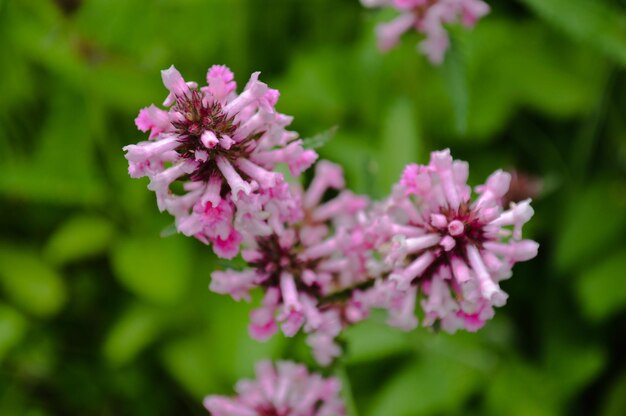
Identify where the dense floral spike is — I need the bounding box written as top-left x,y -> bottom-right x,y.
204,360 -> 345,416
211,161 -> 373,365
361,0 -> 490,63
124,65 -> 317,258
357,149 -> 538,333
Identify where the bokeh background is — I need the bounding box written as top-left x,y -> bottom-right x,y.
2,0 -> 626,414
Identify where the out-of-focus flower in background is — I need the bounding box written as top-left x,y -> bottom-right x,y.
204,360 -> 345,416
361,0 -> 490,63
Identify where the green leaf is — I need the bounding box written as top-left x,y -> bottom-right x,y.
520,0 -> 626,67
601,371 -> 626,416
103,303 -> 162,366
343,314 -> 412,364
0,85 -> 106,206
44,215 -> 116,266
275,50 -> 347,128
376,98 -> 421,196
555,184 -> 626,272
0,302 -> 28,363
319,131 -> 378,196
208,292 -> 285,380
110,235 -> 192,305
462,20 -> 605,140
368,353 -> 481,416
544,337 -> 606,402
0,245 -> 67,318
575,248 -> 626,321
159,333 -> 219,399
486,360 -> 559,416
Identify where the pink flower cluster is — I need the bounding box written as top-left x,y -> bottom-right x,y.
209,149 -> 538,365
363,149 -> 539,333
361,0 -> 490,63
204,360 -> 345,416
211,161 -> 373,365
124,66 -> 538,368
124,65 -> 316,258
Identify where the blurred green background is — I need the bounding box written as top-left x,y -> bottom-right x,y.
2,0 -> 626,414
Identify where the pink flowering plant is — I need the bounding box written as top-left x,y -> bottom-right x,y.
204,360 -> 345,416
361,0 -> 490,63
125,65 -> 316,259
124,62 -> 538,413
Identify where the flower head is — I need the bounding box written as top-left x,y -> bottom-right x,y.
367,149 -> 538,332
124,65 -> 316,258
362,0 -> 490,64
210,161 -> 373,365
204,360 -> 345,416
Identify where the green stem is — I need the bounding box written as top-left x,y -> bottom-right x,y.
336,363 -> 359,416
571,66 -> 616,185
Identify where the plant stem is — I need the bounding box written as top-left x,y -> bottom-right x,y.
336,363 -> 359,416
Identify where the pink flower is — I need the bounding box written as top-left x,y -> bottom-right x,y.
207,153 -> 537,362
362,0 -> 490,64
210,161 -> 373,365
369,149 -> 538,332
124,65 -> 317,258
204,360 -> 345,416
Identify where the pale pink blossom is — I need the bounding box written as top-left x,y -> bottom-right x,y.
204,360 -> 345,416
211,161 -> 373,365
207,153 -> 537,364
369,149 -> 538,332
124,65 -> 317,258
362,0 -> 490,64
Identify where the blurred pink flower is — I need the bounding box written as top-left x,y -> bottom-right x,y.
362,0 -> 490,64
204,360 -> 345,416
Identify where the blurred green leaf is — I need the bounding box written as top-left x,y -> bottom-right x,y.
544,337 -> 606,402
0,85 -> 106,205
601,371 -> 626,416
376,98 -> 421,195
103,302 -> 162,366
208,292 -> 285,380
44,215 -> 116,266
0,245 -> 67,318
160,333 -> 218,399
8,0 -> 85,86
12,333 -> 56,381
343,316 -> 411,364
0,302 -> 28,363
320,131 -> 378,196
464,20 -> 605,139
368,353 -> 482,416
276,50 -> 346,128
520,0 -> 626,67
575,248 -> 626,321
111,235 -> 191,305
555,183 -> 626,272
486,360 -> 559,416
